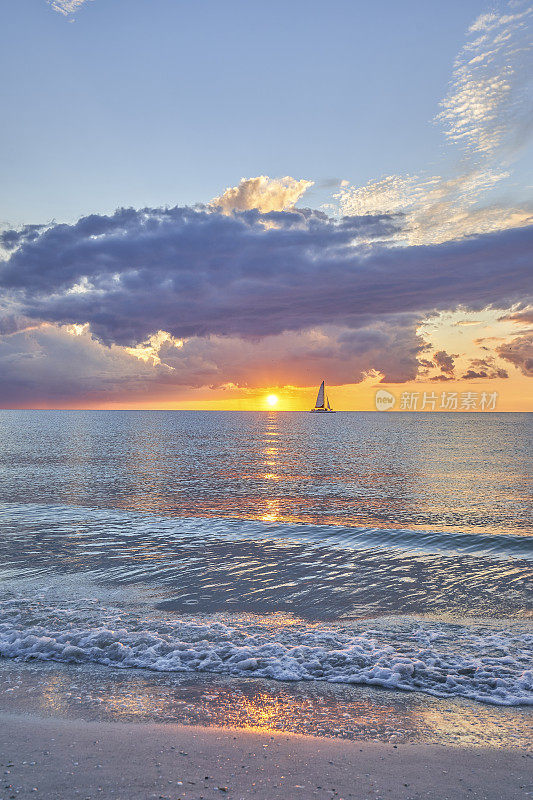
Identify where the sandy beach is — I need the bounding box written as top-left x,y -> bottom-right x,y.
0,712 -> 531,800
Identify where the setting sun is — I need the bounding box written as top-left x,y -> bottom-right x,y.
266,394 -> 279,407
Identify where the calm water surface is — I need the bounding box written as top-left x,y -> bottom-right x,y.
0,411 -> 531,728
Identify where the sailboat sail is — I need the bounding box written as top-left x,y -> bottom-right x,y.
311,381 -> 334,412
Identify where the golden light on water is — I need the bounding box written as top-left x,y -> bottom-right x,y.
266,394 -> 279,406
32,671 -> 532,748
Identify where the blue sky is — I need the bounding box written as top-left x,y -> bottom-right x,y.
1,0 -> 501,225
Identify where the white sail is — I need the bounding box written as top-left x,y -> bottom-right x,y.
310,380 -> 334,412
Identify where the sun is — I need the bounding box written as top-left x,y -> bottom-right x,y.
266,394 -> 279,407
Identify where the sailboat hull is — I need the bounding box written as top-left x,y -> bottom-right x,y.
310,408 -> 335,413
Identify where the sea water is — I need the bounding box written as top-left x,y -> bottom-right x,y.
0,411 -> 531,737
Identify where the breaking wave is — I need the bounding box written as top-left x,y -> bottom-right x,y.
0,598 -> 531,707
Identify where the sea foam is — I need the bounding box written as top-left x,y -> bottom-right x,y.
0,598 -> 531,707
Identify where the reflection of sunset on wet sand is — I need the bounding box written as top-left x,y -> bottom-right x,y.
6,662 -> 530,750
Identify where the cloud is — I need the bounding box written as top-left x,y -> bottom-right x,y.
211,176 -> 314,214
334,174 -> 439,217
496,333 -> 533,376
499,307 -> 533,325
335,2 -> 533,244
157,317 -> 425,388
335,167 -> 532,246
0,317 -> 425,406
461,369 -> 490,379
433,350 -> 457,375
336,166 -> 532,246
0,224 -> 46,252
0,207 -> 531,350
436,3 -> 532,159
0,323 -> 170,406
0,313 -> 37,336
47,0 -> 93,15
460,356 -> 509,379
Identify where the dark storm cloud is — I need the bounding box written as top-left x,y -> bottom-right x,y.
1,206 -> 531,348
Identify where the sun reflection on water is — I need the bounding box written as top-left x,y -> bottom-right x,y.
261,498 -> 281,521
9,663 -> 528,749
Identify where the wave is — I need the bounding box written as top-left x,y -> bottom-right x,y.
2,502 -> 532,560
0,598 -> 531,707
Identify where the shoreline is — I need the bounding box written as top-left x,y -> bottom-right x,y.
1,658 -> 532,750
1,711 -> 532,800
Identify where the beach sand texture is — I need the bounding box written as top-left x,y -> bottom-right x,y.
0,713 -> 531,800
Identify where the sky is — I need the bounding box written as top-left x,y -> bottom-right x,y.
0,0 -> 532,411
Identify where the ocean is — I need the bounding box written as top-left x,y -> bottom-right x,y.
0,410 -> 531,743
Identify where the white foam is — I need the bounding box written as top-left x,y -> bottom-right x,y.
0,598 -> 531,707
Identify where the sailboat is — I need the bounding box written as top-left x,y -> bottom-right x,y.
310,380 -> 335,413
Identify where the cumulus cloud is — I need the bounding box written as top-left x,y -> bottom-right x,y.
335,2 -> 533,244
47,0 -> 93,15
0,207 -> 531,350
0,317 -> 424,406
1,197 -> 528,402
496,333 -> 533,376
157,317 -> 425,388
0,323 -> 170,406
211,176 -> 314,214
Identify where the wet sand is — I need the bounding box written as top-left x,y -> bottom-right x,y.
2,658 -> 532,750
0,711 -> 531,800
